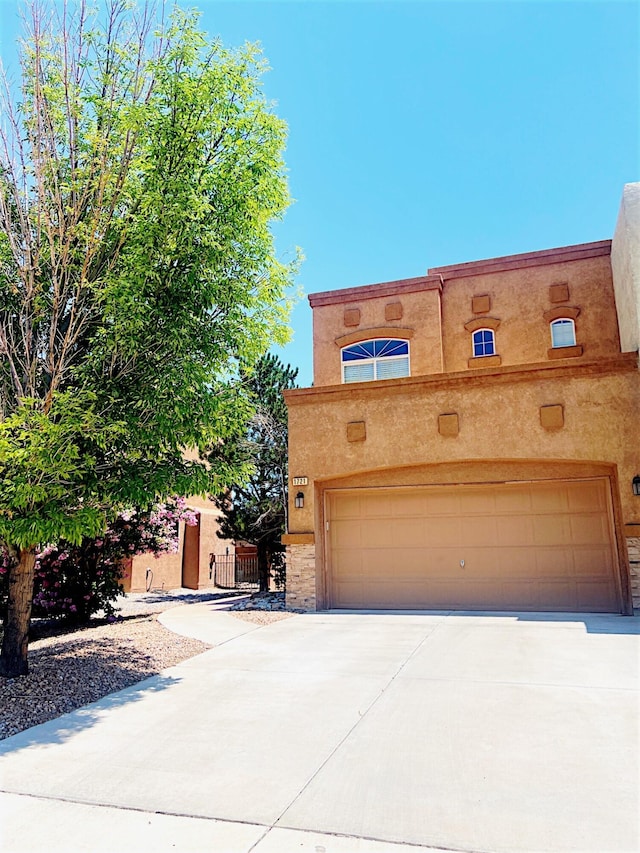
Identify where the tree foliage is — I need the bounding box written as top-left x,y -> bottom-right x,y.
0,1 -> 298,675
0,499 -> 198,623
214,354 -> 297,592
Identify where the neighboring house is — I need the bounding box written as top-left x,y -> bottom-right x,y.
284,183 -> 640,614
121,496 -> 236,592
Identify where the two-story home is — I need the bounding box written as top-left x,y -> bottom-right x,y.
283,183 -> 640,615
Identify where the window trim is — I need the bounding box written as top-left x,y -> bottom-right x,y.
550,317 -> 576,348
341,338 -> 411,384
471,327 -> 496,358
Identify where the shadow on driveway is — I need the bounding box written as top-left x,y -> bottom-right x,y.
322,608 -> 640,634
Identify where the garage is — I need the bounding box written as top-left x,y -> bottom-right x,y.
326,478 -> 620,612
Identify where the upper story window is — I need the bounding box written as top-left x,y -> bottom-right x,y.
472,328 -> 495,357
341,339 -> 410,383
550,318 -> 576,348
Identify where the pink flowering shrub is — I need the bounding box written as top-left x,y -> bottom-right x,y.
0,499 -> 198,623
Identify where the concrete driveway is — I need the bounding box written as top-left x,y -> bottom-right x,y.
1,605 -> 638,853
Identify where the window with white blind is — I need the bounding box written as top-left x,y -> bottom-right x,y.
341,339 -> 410,383
550,318 -> 576,348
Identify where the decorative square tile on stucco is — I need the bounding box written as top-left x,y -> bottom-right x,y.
472,294 -> 491,314
343,308 -> 361,327
438,413 -> 459,436
385,301 -> 403,321
540,404 -> 564,430
347,421 -> 366,442
549,283 -> 570,303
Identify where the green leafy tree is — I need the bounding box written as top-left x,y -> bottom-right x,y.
214,354 -> 297,592
0,1 -> 298,676
0,499 -> 198,624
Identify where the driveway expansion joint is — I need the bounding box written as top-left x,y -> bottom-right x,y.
257,624 -> 439,843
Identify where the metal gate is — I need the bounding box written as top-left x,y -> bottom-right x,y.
211,554 -> 260,590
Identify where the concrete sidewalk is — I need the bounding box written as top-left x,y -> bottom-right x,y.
1,604 -> 639,853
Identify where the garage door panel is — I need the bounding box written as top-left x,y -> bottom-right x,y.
531,487 -> 569,513
332,549 -> 362,578
567,481 -> 606,512
576,582 -> 618,611
359,493 -> 395,517
459,517 -> 498,547
359,549 -> 393,579
569,515 -> 611,546
536,581 -> 574,609
571,547 -> 613,576
494,488 -> 533,513
333,494 -> 362,519
533,547 -> 573,577
391,518 -> 427,548
331,519 -> 362,549
496,548 -> 540,577
424,517 -> 462,546
394,548 -> 431,578
424,492 -> 460,516
327,479 -> 619,612
332,581 -> 363,608
389,492 -> 429,517
498,581 -> 540,609
496,516 -> 534,546
532,516 -> 572,546
358,518 -> 396,548
457,490 -> 495,514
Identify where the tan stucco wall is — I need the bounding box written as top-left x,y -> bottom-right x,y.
193,502 -> 234,588
611,182 -> 640,356
440,254 -> 620,372
127,530 -> 184,593
286,358 -> 640,533
124,498 -> 233,593
310,246 -> 621,387
313,286 -> 443,385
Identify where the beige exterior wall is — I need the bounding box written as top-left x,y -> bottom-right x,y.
312,283 -> 443,385
291,228 -> 639,613
438,251 -> 620,372
123,497 -> 234,593
310,244 -> 621,387
611,182 -> 640,356
287,359 -> 639,533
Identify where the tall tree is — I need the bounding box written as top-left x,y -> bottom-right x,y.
0,1 -> 298,676
214,354 -> 297,592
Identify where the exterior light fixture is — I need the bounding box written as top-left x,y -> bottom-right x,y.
295,491 -> 304,509
633,476 -> 640,497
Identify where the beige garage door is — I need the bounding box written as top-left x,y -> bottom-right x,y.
327,479 -> 620,612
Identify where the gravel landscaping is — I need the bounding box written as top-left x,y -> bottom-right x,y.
0,589 -> 293,741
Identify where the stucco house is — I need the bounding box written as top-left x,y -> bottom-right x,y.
284,183 -> 640,615
121,496 -> 236,593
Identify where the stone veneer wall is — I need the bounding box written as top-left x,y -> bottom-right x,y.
286,544 -> 316,610
628,537 -> 640,609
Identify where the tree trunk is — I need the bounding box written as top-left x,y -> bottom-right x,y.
0,546 -> 37,678
257,542 -> 269,593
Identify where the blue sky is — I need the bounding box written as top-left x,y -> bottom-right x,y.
0,1 -> 638,386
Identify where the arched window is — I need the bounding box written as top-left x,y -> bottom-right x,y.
472,328 -> 495,358
341,339 -> 410,383
550,318 -> 576,348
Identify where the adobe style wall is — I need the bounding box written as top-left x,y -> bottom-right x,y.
123,498 -> 234,593
289,236 -> 639,612
286,357 -> 639,532
436,246 -> 619,372
310,243 -> 620,386
611,182 -> 640,357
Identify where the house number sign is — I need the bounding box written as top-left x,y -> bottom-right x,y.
292,477 -> 308,486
